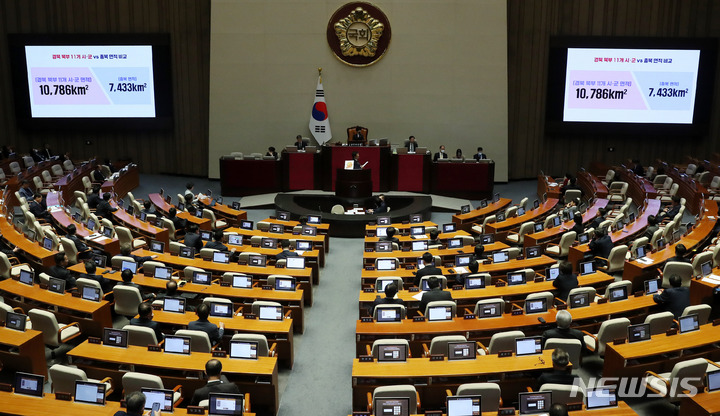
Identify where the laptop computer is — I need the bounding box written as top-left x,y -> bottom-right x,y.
496,213 -> 506,222
19,269 -> 34,286
227,235 -> 243,246
163,297 -> 186,313
609,286 -> 628,302
208,392 -> 245,415
377,259 -> 397,271
447,341 -> 476,360
525,246 -> 541,259
301,226 -> 317,236
706,368 -> 720,392
700,260 -> 713,278
545,267 -> 560,281
376,306 -> 403,323
569,291 -> 590,308
585,388 -> 618,410
192,271 -> 212,285
417,257 -> 434,269
578,233 -> 589,244
376,216 -> 391,226
552,216 -> 561,227
261,237 -> 278,249
644,278 -> 660,295
120,260 -> 137,274
679,314 -> 700,333
200,230 -> 212,241
375,241 -> 393,252
213,251 -> 230,264
142,388 -> 174,412
446,395 -> 481,416
460,205 -> 471,214
518,392 -> 551,414
628,323 -> 651,343
81,286 -> 101,302
296,240 -> 312,250
409,214 -> 422,223
427,305 -> 453,322
411,240 -> 428,251
455,254 -> 472,267
447,238 -> 462,249
269,224 -> 284,234
480,200 -> 488,208
443,223 -> 456,233
375,227 -> 388,238
525,298 -> 547,314
74,381 -> 106,405
103,328 -> 129,348
307,215 -> 322,224
410,226 -> 425,236
5,311 -> 27,331
533,223 -> 544,233
377,344 -> 407,362
635,245 -> 646,260
492,251 -> 509,263
48,277 -> 66,294
42,236 -> 53,250
286,257 -> 305,269
373,397 -> 409,416
274,276 -> 296,291
231,274 -> 253,289
240,220 -> 253,230
248,255 -> 267,267
465,275 -> 486,289
277,211 -> 290,221
154,266 -> 173,280
507,271 -> 525,286
14,372 -> 44,397
376,279 -> 396,293
163,335 -> 191,354
209,302 -> 234,318
579,261 -> 595,275
258,305 -> 283,321
515,336 -> 542,356
229,340 -> 258,360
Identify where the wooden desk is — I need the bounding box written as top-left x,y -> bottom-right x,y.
53,159 -> 98,205
616,165 -> 658,204
604,323 -> 720,377
67,263 -> 306,334
524,198 -> 609,249
151,309 -> 294,368
690,277 -> 718,306
364,230 -> 472,250
0,278 -> 112,338
4,159 -> 62,207
197,196 -> 248,227
220,157 -> 282,196
431,160 -> 495,200
680,390 -> 720,416
224,244 -> 322,281
622,200 -> 717,291
260,217 -> 330,264
451,197 -> 513,233
351,351 -> 553,411
577,170 -> 609,198
349,403 -> 637,416
101,164 -> 139,199
227,227 -> 327,254
362,242 -> 510,269
365,221 -> 438,235
0,326 -> 47,377
667,165 -> 706,215
538,175 -> 562,199
484,198 -> 560,238
68,340 -> 278,415
148,192 -> 211,230
111,201 -> 170,247
0,214 -> 55,268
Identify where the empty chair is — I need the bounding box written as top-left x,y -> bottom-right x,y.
51,164 -> 64,177
256,221 -> 271,232
81,176 -> 93,193
660,261 -> 694,288
628,237 -> 649,259
601,169 -> 615,185
330,204 -> 344,214
369,339 -> 411,359
474,298 -> 505,316
545,231 -> 576,257
230,333 -> 275,357
603,280 -> 632,299
199,248 -> 219,260
115,226 -> 147,250
122,372 -> 182,406
608,181 -> 628,202
539,383 -> 586,405
566,287 -> 596,306
161,218 -> 178,240
564,189 -> 582,205
691,251 -> 713,276
60,237 -> 79,265
681,304 -> 712,325
237,252 -> 261,264
506,221 -> 534,245
504,247 -> 521,260
373,304 -> 407,320
484,330 -> 525,355
504,206 -> 518,218
0,252 -> 32,279
658,176 -> 674,192
524,291 -> 554,313
424,335 -> 467,356
543,214 -> 558,229
650,229 -> 664,250
659,183 -> 679,203
62,159 -> 74,172
369,385 -> 419,415
423,300 -> 456,318
123,325 -> 159,346
175,329 -> 213,353
596,245 -> 628,276
202,209 -> 228,229
49,364 -> 113,396
32,176 -> 50,195
653,174 -> 668,188
643,358 -> 707,402
183,266 -> 206,281
113,286 -> 143,317
643,312 -> 675,335
685,164 -> 697,176
9,161 -> 21,174
471,215 -> 496,234
544,338 -> 582,368
583,317 -> 630,356
28,309 -> 82,348
453,383 -> 502,413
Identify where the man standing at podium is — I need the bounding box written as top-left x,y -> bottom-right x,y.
406,136 -> 419,152
352,151 -> 362,169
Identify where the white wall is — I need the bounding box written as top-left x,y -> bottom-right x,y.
209,0 -> 508,181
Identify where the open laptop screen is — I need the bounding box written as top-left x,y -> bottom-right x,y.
411,240 -> 428,251
447,395 -> 481,416
192,271 -> 212,285
19,269 -> 34,285
164,335 -> 191,354
43,237 -> 53,250
455,254 -> 472,267
213,251 -> 230,264
376,216 -> 391,226
448,341 -> 476,360
477,302 -> 503,318
515,337 -> 542,356
103,328 -> 128,348
569,291 -> 590,308
149,240 -> 165,253
120,260 -> 137,274
492,251 -> 509,263
701,260 -> 713,277
507,272 -> 525,286
375,227 -> 387,237
48,277 -> 66,294
586,388 -> 618,410
227,235 -> 243,246
465,275 -> 486,290
248,255 -> 267,267
163,297 -> 186,313
609,286 -> 628,302
229,340 -> 258,360
286,257 -> 305,269
209,302 -> 234,318
707,369 -> 720,392
579,261 -> 595,275
232,274 -> 253,289
277,211 -> 290,221
679,314 -> 700,333
410,226 -> 425,236
373,398 -> 409,416
409,214 -> 422,223
240,220 -> 253,230
545,267 -> 560,281
6,312 -> 27,331
375,241 -> 392,252
377,344 -> 407,362
377,259 -> 397,271
427,305 -> 453,321
480,234 -> 494,244
274,276 -> 296,291
142,388 -> 174,412
628,323 -> 651,343
307,215 -> 321,224
269,224 -> 284,234
74,381 -> 106,405
525,298 -> 547,314
447,238 -> 462,249
261,238 -> 278,249
578,233 -> 589,244
296,240 -> 312,250
200,230 -> 212,241
644,278 -> 660,295
14,372 -> 44,397
82,286 -> 101,302
443,223 -> 456,233
518,392 -> 551,414
460,204 -> 471,214
533,223 -> 544,233
301,225 -> 317,236
258,305 -> 283,321
154,266 -> 173,280
376,306 -> 403,323
208,392 -> 245,415
525,246 -> 541,259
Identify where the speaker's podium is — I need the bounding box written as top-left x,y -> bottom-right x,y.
336,167 -> 372,198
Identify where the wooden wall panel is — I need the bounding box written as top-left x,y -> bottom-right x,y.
0,0 -> 210,176
508,0 -> 720,179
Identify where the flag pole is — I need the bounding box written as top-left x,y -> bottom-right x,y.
318,67 -> 322,83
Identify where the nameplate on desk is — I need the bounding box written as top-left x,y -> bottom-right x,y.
452,285 -> 463,290
363,288 -> 374,293
71,291 -> 81,297
425,411 -> 443,416
534,276 -> 544,283
55,392 -> 72,401
88,337 -> 102,344
39,283 -> 48,290
405,265 -> 415,270
511,309 -> 523,316
409,287 -> 419,292
401,247 -> 410,252
413,316 -> 425,322
464,314 -> 476,319
498,408 -> 516,416
713,318 -> 720,326
556,304 -> 567,310
365,248 -> 374,253
144,270 -> 153,277
613,338 -> 626,345
244,314 -> 257,320
361,317 -> 373,323
187,406 -> 206,414
275,263 -> 285,269
666,328 -> 678,336
367,232 -> 375,237
597,297 -> 608,304
483,259 -> 492,264
429,354 -> 445,361
262,285 -> 273,290
251,244 -> 260,248
152,304 -> 161,310
567,403 -> 583,412
0,383 -> 11,392
147,345 -> 161,352
495,282 -> 506,287
634,290 -> 644,297
220,282 -> 230,287
365,266 -> 375,271
292,231 -> 300,235
358,355 -> 373,362
352,412 -> 370,416
498,350 -> 513,358
212,351 -> 227,358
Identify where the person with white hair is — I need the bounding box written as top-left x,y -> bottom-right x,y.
541,310 -> 586,351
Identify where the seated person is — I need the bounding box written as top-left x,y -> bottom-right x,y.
541,310 -> 586,350
568,213 -> 584,237
552,261 -> 578,302
18,180 -> 34,201
95,192 -> 118,219
189,303 -> 225,346
29,193 -> 50,221
589,207 -> 608,231
66,224 -> 93,260
667,243 -> 690,263
588,228 -> 612,263
80,261 -> 112,293
657,195 -> 681,222
549,404 -> 569,416
266,146 -> 278,160
183,223 -> 204,252
453,148 -> 464,161
86,185 -> 102,209
168,207 -> 187,231
120,246 -> 157,266
405,135 -> 418,152
380,227 -> 400,246
50,253 -> 76,290
643,215 -> 659,240
455,259 -> 479,286
369,282 -> 405,316
367,195 -> 387,214
128,302 -> 163,342
190,359 -> 241,406
561,177 -> 582,196
653,274 -> 690,319
91,165 -> 106,183
350,126 -> 365,143
141,200 -> 156,216
427,229 -> 440,247
205,229 -> 231,252
536,348 -> 577,389
473,244 -> 486,261
433,145 -> 448,161
418,276 -> 453,313
276,239 -> 299,260
114,391 -> 159,416
473,147 -> 487,161
118,269 -> 155,301
414,252 -> 443,286
295,135 -> 306,150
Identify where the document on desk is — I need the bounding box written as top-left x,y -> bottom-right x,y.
635,257 -> 654,265
454,267 -> 468,274
412,292 -> 425,301
701,275 -> 720,285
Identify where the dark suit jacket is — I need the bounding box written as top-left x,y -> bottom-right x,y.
29,200 -> 49,220
553,273 -> 578,302
296,141 -> 306,150
49,265 -> 76,289
380,236 -> 400,246
433,152 -> 448,161
170,216 -> 187,231
188,318 -> 223,345
414,266 -> 443,286
276,249 -> 299,260
589,235 -> 613,260
96,200 -> 117,219
374,202 -> 388,214
589,216 -> 606,231
473,153 -> 487,161
419,288 -> 453,314
91,170 -> 106,182
81,273 -> 112,293
128,316 -> 164,342
667,255 -> 690,264
190,375 -> 240,406
118,281 -> 154,301
184,232 -> 203,252
643,224 -> 659,240
369,296 -> 405,316
536,370 -> 577,389
87,193 -> 101,209
541,327 -> 586,350
18,187 -> 34,201
406,142 -> 418,152
569,223 -> 584,237
653,286 -> 690,319
353,160 -> 361,169
205,241 -> 229,252
68,234 -> 89,253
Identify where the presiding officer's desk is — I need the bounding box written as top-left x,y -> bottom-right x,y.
0,326 -> 47,377
523,198 -> 609,249
681,390 -> 720,416
603,322 -> 720,378
67,263 -> 306,334
622,199 -> 718,292
0,278 -> 112,338
451,197 -> 513,233
148,192 -> 212,230
68,340 -> 278,415
0,213 -> 55,268
360,256 -> 557,288
149,309 -> 295,369
351,351 -> 554,411
358,270 -> 616,318
357,290 -> 657,356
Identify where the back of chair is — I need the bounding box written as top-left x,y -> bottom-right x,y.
566,287 -> 596,306
141,261 -> 165,274
9,161 -> 21,174
111,255 -> 135,269
52,164 -> 64,177
28,309 -> 61,347
428,335 -> 467,356
525,292 -> 553,313
115,227 -> 134,251
681,304 -> 712,325
424,300 -> 456,318
122,372 -> 164,394
596,317 -> 631,355
643,311 -> 675,335
373,304 -> 407,320
199,248 -> 218,260
419,275 -> 447,290
544,338 -> 582,367
488,330 -> 525,354
474,298 -> 505,316
372,385 -> 418,415
539,383 -> 585,405
60,237 -> 79,264
123,325 -> 159,346
604,280 -> 632,298
564,189 -> 582,204
662,261 -> 694,288
183,266 -> 206,281
231,333 -> 270,356
251,300 -> 282,315
113,286 -> 143,317
76,278 -> 103,297
49,364 -> 88,394
666,358 -> 708,400
605,245 -> 628,274
175,329 -> 212,353
456,383 -> 502,413
691,251 -> 713,276
161,218 -> 176,240
371,339 -> 410,359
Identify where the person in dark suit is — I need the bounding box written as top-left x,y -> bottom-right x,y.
473,244 -> 487,261
405,136 -> 418,152
535,348 -> 577,389
141,200 -> 156,216
95,192 -> 117,219
380,227 -> 400,246
369,195 -> 387,214
643,215 -> 659,240
588,207 -> 608,231
418,276 -> 453,314
541,310 -> 586,350
18,180 -> 34,201
168,207 -> 187,232
49,252 -> 76,290
589,228 -> 613,263
86,185 -> 102,209
266,146 -> 278,160
189,303 -> 225,345
29,193 -> 50,221
276,239 -> 299,260
428,229 -> 441,247
368,283 -> 405,316
351,127 -> 364,143
295,135 -> 306,150
433,145 -> 448,161
114,391 -> 158,416
473,147 -> 487,161
80,261 -> 112,293
205,230 -> 230,252
352,151 -> 361,169
667,243 -> 691,263
549,404 -> 569,416
653,274 -> 690,319
128,302 -> 163,342
190,359 -> 241,406
568,213 -> 584,238
119,269 -> 155,301
552,261 -> 578,303
120,246 -> 157,265
91,165 -> 105,183
414,252 -> 443,286
632,159 -> 645,177
183,223 -> 204,253
455,259 -> 479,286
560,177 -> 582,197
658,195 -> 681,222
66,224 -> 93,260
